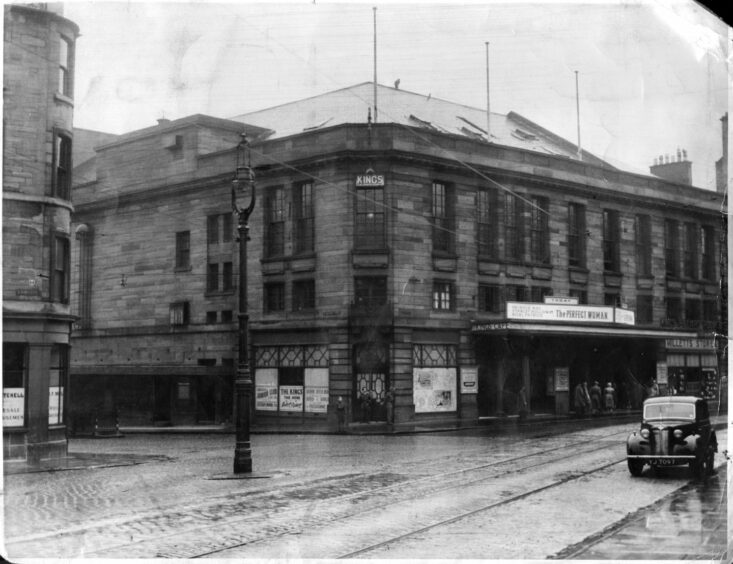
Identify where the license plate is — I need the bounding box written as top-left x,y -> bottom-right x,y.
654,458 -> 678,466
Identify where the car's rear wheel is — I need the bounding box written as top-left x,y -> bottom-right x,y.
628,458 -> 644,477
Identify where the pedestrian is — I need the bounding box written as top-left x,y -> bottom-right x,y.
385,386 -> 395,425
359,388 -> 371,423
336,396 -> 346,433
649,379 -> 659,397
604,382 -> 616,413
589,381 -> 602,415
574,381 -> 589,417
517,386 -> 528,421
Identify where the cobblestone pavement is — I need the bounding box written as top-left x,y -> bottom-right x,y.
2,422 -> 729,560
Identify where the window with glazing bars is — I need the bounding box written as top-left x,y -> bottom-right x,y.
432,181 -> 453,253
635,214 -> 652,276
636,295 -> 653,324
664,219 -> 679,277
354,276 -> 388,309
207,213 -> 232,245
478,284 -> 501,312
175,231 -> 190,269
684,222 -> 698,279
54,132 -> 72,200
477,189 -> 497,257
264,282 -> 285,313
504,193 -> 524,261
665,296 -> 682,322
59,36 -> 72,97
602,209 -> 620,272
355,186 -> 385,249
568,203 -> 586,268
292,279 -> 315,311
432,280 -> 453,310
294,182 -> 314,253
265,187 -> 285,257
529,196 -> 550,264
701,225 -> 715,280
52,235 -> 70,303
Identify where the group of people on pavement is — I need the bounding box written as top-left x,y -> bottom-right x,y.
574,380 -> 616,417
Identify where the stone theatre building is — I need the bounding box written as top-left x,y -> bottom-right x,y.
68,83 -> 725,431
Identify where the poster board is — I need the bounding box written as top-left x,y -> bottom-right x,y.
255,368 -> 279,411
460,366 -> 478,394
413,367 -> 456,413
304,368 -> 329,413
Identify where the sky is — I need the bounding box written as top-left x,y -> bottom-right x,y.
62,0 -> 730,190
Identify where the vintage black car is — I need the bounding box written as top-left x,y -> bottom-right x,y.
627,396 -> 717,479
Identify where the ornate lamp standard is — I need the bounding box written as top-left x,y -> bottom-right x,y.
231,133 -> 256,474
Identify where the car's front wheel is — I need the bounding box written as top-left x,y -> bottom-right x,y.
628,458 -> 644,477
691,445 -> 715,480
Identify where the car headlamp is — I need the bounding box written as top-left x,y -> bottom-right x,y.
640,428 -> 650,439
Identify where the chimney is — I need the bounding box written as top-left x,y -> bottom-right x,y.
649,148 -> 692,185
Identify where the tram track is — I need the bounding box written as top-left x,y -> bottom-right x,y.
6,428 -> 636,559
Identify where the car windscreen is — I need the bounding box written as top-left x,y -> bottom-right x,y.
643,402 -> 695,421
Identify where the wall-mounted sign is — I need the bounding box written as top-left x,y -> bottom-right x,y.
3,388 -> 25,427
544,296 -> 579,305
614,307 -> 635,326
656,362 -> 668,385
665,338 -> 716,350
508,302 -> 614,323
460,366 -> 478,394
554,367 -> 570,392
356,170 -> 385,187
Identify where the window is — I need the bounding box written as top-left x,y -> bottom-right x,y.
531,286 -> 552,303
703,299 -> 718,325
222,262 -> 233,292
664,219 -> 679,277
665,296 -> 682,323
207,214 -> 220,244
206,311 -> 218,324
51,235 -> 70,303
529,196 -> 550,264
635,215 -> 652,277
207,263 -> 219,292
505,193 -> 524,261
477,189 -> 497,257
683,223 -> 698,279
175,231 -> 190,269
265,187 -> 285,258
292,279 -> 315,311
294,182 -> 315,254
355,186 -> 386,249
432,281 -> 453,310
568,203 -> 586,268
265,282 -> 285,313
604,293 -> 620,307
505,285 -> 529,303
58,36 -> 72,97
636,295 -> 653,324
685,298 -> 701,324
170,301 -> 190,326
478,284 -> 501,313
53,131 -> 72,200
354,276 -> 388,309
701,226 -> 715,281
432,181 -> 453,253
3,343 -> 26,427
221,310 -> 233,323
602,209 -> 620,272
569,289 -> 587,304
49,344 -> 67,425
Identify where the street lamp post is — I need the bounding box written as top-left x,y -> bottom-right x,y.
231,133 -> 256,474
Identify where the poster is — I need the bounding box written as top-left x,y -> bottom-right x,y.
305,386 -> 329,413
48,386 -> 63,425
255,368 -> 279,411
554,367 -> 569,392
413,367 -> 456,413
656,362 -> 668,385
279,386 -> 304,412
3,388 -> 25,427
460,366 -> 478,394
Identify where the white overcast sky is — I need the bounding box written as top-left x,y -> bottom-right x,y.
63,0 -> 730,190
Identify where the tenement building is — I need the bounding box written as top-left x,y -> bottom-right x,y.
3,4 -> 79,460
69,83 -> 725,431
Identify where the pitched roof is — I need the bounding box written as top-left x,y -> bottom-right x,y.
229,82 -> 612,168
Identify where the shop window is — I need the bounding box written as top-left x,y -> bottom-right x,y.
49,344 -> 67,425
175,231 -> 190,270
568,203 -> 586,268
602,209 -> 620,272
2,343 -> 27,428
505,193 -> 524,261
294,182 -> 315,254
701,225 -> 715,281
529,196 -> 550,264
254,362 -> 329,414
683,223 -> 698,279
355,186 -> 386,250
635,214 -> 652,277
477,188 -> 497,258
51,235 -> 70,303
636,295 -> 653,324
478,284 -> 501,313
293,279 -> 315,311
354,276 -> 387,309
170,301 -> 190,326
432,280 -> 453,310
264,282 -> 285,313
664,219 -> 680,278
53,131 -> 72,200
432,181 -> 454,254
265,187 -> 285,258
